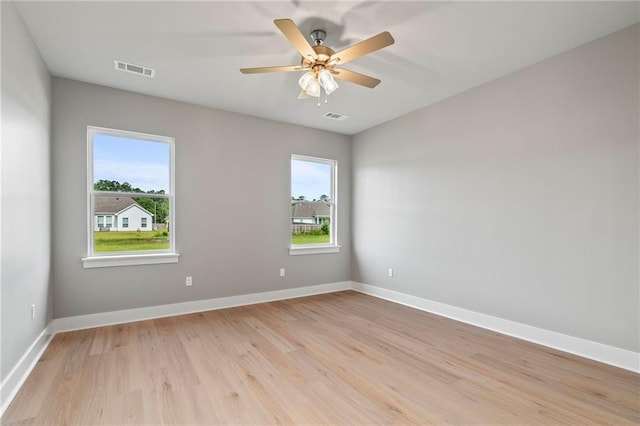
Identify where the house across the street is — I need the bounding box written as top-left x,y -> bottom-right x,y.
291,201 -> 330,225
94,196 -> 154,231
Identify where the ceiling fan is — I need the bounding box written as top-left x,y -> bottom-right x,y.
240,19 -> 395,102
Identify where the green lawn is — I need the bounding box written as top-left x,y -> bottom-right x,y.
95,231 -> 324,251
94,230 -> 169,252
291,233 -> 330,245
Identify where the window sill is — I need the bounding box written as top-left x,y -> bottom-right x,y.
82,253 -> 180,268
289,245 -> 341,256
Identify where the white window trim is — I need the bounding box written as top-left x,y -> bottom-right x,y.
289,154 -> 340,256
289,245 -> 341,256
82,253 -> 180,268
83,126 -> 178,268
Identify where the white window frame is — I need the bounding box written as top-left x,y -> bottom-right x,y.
82,126 -> 179,268
289,154 -> 340,256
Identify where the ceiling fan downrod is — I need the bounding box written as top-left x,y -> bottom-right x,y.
310,29 -> 326,46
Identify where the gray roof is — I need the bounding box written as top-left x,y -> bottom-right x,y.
292,201 -> 330,218
94,196 -> 139,214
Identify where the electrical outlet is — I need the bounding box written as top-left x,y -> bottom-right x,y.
279,268 -> 285,277
186,276 -> 193,287
31,304 -> 35,320
388,268 -> 393,278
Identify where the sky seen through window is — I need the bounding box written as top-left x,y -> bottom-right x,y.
93,134 -> 170,192
291,159 -> 332,201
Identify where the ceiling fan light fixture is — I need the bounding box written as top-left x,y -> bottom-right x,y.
305,79 -> 321,97
298,71 -> 316,91
318,69 -> 339,95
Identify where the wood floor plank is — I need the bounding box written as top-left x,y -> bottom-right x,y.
3,290 -> 639,425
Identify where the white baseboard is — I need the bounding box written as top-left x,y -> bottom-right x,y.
0,325 -> 54,416
351,282 -> 640,373
52,281 -> 351,333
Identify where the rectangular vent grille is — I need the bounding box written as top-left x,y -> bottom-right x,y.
323,112 -> 348,121
114,60 -> 155,78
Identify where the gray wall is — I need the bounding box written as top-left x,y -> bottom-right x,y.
352,25 -> 639,352
52,78 -> 351,318
1,2 -> 52,381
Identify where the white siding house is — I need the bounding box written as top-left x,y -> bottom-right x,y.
94,196 -> 154,231
292,201 -> 330,225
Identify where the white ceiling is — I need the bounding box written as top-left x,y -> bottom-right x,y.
15,1 -> 639,135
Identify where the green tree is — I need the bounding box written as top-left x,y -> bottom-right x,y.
135,197 -> 169,224
94,179 -> 142,193
319,194 -> 330,203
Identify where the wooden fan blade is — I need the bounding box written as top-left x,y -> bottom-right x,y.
240,65 -> 305,74
330,31 -> 394,65
331,68 -> 381,88
274,19 -> 317,60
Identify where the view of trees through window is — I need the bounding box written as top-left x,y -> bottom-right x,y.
291,156 -> 335,246
90,129 -> 173,254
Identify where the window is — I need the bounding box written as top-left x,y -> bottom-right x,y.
83,126 -> 178,268
290,155 -> 339,255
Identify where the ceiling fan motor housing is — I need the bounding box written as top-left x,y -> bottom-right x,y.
301,45 -> 336,73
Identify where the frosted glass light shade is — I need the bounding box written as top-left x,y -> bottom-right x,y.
298,72 -> 315,91
305,80 -> 321,97
318,69 -> 339,95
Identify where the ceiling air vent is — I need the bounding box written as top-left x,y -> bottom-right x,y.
323,112 -> 348,121
114,60 -> 155,78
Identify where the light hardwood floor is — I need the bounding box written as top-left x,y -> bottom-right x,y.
2,291 -> 639,425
